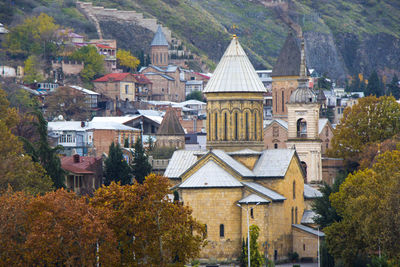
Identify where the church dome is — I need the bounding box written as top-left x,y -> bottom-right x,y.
289,80 -> 317,104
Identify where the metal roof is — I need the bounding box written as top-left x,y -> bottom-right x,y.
292,224 -> 325,237
242,182 -> 286,202
238,194 -> 270,204
164,150 -> 201,178
304,184 -> 323,199
150,25 -> 168,46
48,121 -> 140,132
253,149 -> 295,177
179,160 -> 243,188
212,149 -> 254,177
69,85 -> 99,95
227,149 -> 262,156
318,118 -> 329,135
203,36 -> 266,94
301,210 -> 319,224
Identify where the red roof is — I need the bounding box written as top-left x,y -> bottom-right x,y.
95,44 -> 114,49
93,73 -> 132,82
194,72 -> 210,80
133,74 -> 152,84
61,155 -> 101,175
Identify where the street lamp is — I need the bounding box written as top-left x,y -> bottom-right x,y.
237,202 -> 260,267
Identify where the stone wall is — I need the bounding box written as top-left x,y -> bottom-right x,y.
271,76 -> 299,118
292,227 -> 321,261
52,61 -> 84,75
263,121 -> 288,149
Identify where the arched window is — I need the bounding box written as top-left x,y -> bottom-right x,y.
297,118 -> 307,137
214,113 -> 218,140
245,112 -> 249,140
293,181 -> 296,199
274,143 -> 278,149
295,207 -> 298,224
220,224 -> 224,237
254,112 -> 257,140
282,91 -> 285,112
160,53 -> 162,63
224,113 -> 227,140
250,207 -> 254,219
275,92 -> 278,112
291,207 -> 294,224
208,112 -> 211,141
155,53 -> 158,63
234,113 -> 238,140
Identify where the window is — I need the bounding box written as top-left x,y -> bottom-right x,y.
214,113 -> 218,140
224,113 -> 227,140
204,224 -> 207,238
303,244 -> 306,251
273,126 -> 279,137
254,112 -> 257,140
291,207 -> 294,224
297,118 -> 307,138
125,85 -> 129,94
293,181 -> 296,199
234,113 -> 238,140
250,207 -> 254,219
275,92 -> 277,112
295,207 -> 298,224
245,113 -> 249,140
220,224 -> 224,237
282,91 -> 284,112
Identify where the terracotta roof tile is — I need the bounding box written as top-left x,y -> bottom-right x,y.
61,156 -> 101,174
133,74 -> 152,84
93,73 -> 132,82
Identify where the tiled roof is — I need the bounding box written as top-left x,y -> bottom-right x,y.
133,74 -> 152,84
292,224 -> 325,237
304,184 -> 323,199
194,72 -> 210,80
164,150 -> 201,178
151,25 -> 168,46
301,210 -> 319,224
238,194 -> 270,204
203,36 -> 266,93
242,182 -> 286,202
95,44 -> 114,49
61,156 -> 101,174
179,160 -> 243,188
156,108 -> 185,136
253,149 -> 295,177
93,73 -> 131,82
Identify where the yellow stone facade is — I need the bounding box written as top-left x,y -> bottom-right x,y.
206,92 -> 264,152
271,76 -> 299,119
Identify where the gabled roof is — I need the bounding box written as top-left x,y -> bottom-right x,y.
93,73 -> 132,82
242,182 -> 286,202
227,149 -> 262,156
292,224 -> 325,237
304,184 -> 323,199
61,156 -> 101,174
164,150 -> 201,178
156,108 -> 185,136
318,118 -> 329,135
95,44 -> 113,49
151,25 -> 168,46
271,31 -> 301,77
203,36 -> 266,93
144,72 -> 175,81
133,74 -> 152,84
179,160 -> 243,188
264,119 -> 288,130
253,149 -> 295,177
238,194 -> 270,204
212,149 -> 254,177
69,85 -> 99,95
301,210 -> 319,224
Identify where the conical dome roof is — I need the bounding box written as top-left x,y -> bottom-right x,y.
151,25 -> 168,46
156,108 -> 185,136
203,36 -> 266,93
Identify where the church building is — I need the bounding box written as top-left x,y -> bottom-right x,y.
164,36 -> 323,263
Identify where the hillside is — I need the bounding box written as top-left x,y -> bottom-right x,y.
1,0 -> 400,83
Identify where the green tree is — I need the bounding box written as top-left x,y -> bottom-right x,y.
249,225 -> 265,267
22,110 -> 65,189
325,150 -> 400,265
328,96 -> 400,164
239,238 -> 247,267
71,45 -> 105,82
116,49 -> 140,72
104,142 -> 132,185
317,75 -> 332,90
4,13 -> 62,59
45,86 -> 89,121
91,175 -> 206,266
365,70 -> 383,96
186,90 -> 203,101
388,75 -> 400,99
131,137 -> 152,184
23,55 -> 44,84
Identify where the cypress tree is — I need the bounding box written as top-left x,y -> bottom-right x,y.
131,137 -> 152,184
365,70 -> 382,96
104,142 -> 132,185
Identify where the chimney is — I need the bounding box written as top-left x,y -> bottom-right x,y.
73,154 -> 80,163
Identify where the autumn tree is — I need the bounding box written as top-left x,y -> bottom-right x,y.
325,150 -> 400,265
0,189 -> 118,266
71,45 -> 105,82
0,89 -> 53,194
104,142 -> 132,185
45,86 -> 89,121
117,49 -> 140,72
4,13 -> 62,59
91,174 -> 206,266
328,95 -> 400,165
23,55 -> 44,84
131,137 -> 152,184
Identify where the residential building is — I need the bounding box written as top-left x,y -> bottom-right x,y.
93,73 -> 138,102
185,80 -> 203,96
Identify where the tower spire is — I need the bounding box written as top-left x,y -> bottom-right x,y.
299,38 -> 306,79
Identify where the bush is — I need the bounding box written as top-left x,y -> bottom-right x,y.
288,252 -> 299,262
